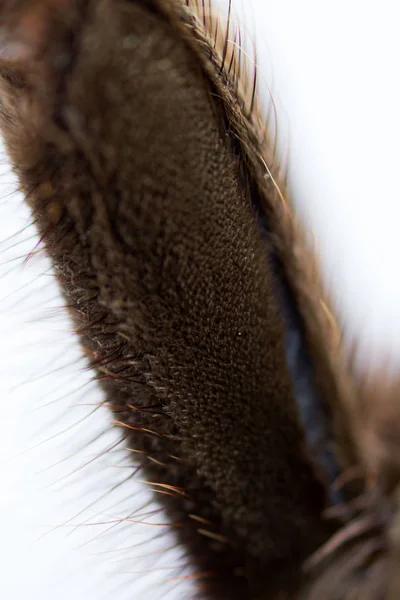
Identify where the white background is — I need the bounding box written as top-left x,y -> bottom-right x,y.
1,1 -> 400,598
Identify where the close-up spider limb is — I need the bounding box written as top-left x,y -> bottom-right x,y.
1,1 -> 400,599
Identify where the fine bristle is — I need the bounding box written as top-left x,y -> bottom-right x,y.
1,1 -> 399,600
